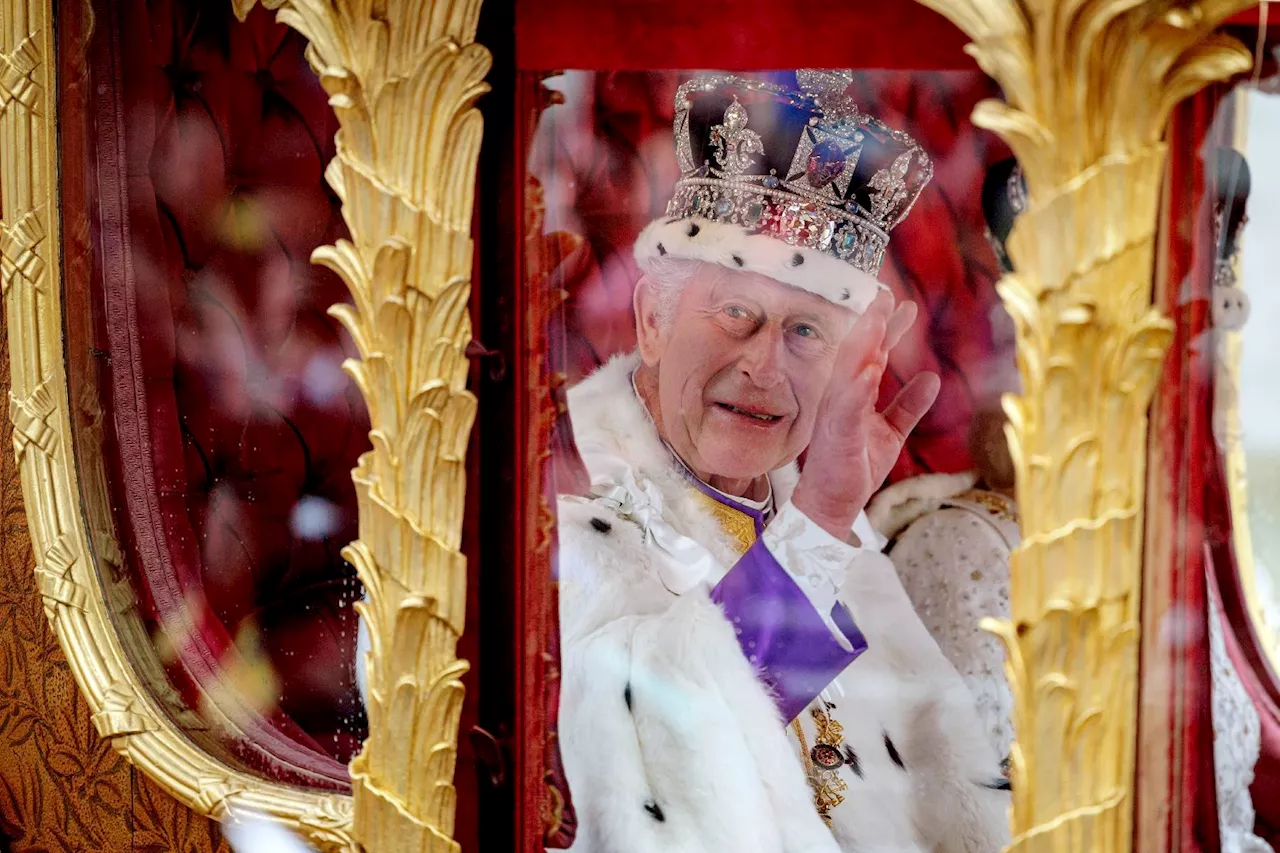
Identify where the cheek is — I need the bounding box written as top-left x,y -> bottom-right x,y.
672,335 -> 732,396
793,362 -> 835,414
657,346 -> 710,423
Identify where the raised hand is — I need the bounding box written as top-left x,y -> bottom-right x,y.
791,289 -> 941,541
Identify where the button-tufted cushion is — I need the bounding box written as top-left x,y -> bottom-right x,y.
87,0 -> 368,784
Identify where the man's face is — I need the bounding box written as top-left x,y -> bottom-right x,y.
637,265 -> 856,484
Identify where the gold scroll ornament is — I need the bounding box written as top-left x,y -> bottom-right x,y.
906,0 -> 1256,851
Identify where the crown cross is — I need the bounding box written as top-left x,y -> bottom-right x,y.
796,69 -> 860,123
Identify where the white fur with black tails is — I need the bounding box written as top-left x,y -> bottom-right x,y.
633,216 -> 886,313
556,353 -> 1009,853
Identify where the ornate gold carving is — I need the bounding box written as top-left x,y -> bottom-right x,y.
9,380 -> 55,460
906,0 -> 1256,850
294,795 -> 358,851
0,34 -> 41,115
193,776 -> 245,818
0,0 -> 357,848
35,533 -> 85,615
0,210 -> 47,293
227,1 -> 491,849
92,682 -> 159,740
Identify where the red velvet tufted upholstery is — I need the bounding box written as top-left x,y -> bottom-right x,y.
83,0 -> 368,783
532,71 -> 1015,483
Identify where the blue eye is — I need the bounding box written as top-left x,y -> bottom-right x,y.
725,305 -> 749,320
792,323 -> 818,339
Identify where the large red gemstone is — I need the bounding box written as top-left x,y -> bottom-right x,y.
806,139 -> 849,189
811,743 -> 844,770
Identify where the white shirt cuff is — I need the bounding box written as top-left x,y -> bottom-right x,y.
762,501 -> 882,648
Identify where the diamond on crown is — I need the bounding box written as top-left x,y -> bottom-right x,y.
665,177 -> 889,276
709,98 -> 764,180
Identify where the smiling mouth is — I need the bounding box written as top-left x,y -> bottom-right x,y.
715,402 -> 783,423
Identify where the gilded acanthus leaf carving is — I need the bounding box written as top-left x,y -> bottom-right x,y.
231,1 -> 491,849
908,0 -> 1256,850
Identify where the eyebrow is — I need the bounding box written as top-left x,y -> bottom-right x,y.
789,311 -> 832,327
708,279 -> 848,333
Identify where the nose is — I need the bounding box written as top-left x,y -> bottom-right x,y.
739,322 -> 786,389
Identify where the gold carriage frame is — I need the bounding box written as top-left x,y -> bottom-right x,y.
0,0 -> 1263,851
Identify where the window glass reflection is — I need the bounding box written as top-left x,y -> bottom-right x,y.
530,69 -> 1022,846
63,0 -> 369,785
1235,91 -> 1280,653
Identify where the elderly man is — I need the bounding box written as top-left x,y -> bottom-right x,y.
555,71 -> 1008,853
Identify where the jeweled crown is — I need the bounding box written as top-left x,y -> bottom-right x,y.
666,70 -> 933,278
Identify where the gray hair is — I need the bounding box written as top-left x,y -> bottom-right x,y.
640,256 -> 726,330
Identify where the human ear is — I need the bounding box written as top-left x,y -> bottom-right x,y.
634,276 -> 666,367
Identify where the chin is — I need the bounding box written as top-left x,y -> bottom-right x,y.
696,442 -> 784,483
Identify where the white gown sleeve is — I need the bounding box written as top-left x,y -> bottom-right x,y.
760,502 -> 882,649
886,502 -> 1016,762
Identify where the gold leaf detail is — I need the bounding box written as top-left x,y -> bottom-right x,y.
191,776 -> 244,819
35,534 -> 84,613
1,3 -> 357,848
91,682 -> 159,740
241,1 -> 494,849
